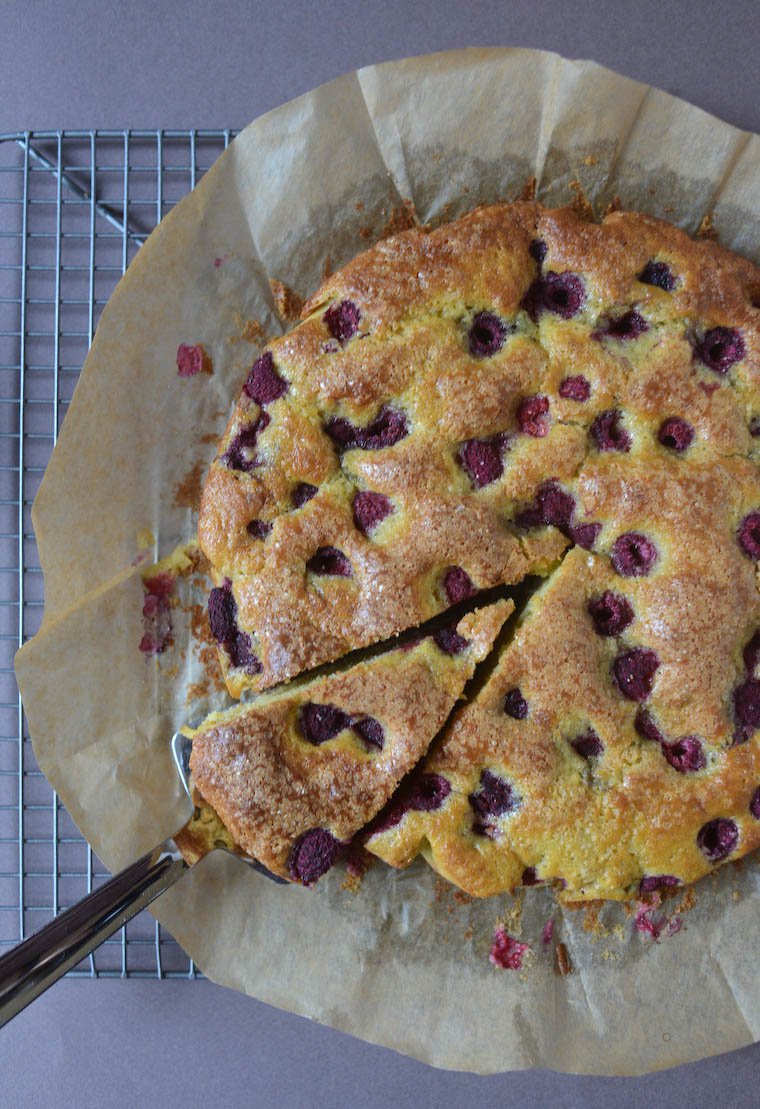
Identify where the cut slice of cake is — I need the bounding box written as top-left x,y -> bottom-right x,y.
185,598 -> 511,884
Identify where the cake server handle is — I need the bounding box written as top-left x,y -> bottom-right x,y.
0,838 -> 188,1028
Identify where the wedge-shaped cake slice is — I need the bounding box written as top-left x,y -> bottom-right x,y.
186,599 -> 511,884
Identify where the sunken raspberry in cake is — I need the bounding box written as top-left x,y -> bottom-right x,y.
186,601 -> 510,883
199,199 -> 760,898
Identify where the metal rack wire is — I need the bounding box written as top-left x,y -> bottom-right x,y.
0,129 -> 235,978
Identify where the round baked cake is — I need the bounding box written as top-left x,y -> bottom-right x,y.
197,201 -> 760,900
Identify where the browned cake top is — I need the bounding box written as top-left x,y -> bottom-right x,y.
187,600 -> 510,882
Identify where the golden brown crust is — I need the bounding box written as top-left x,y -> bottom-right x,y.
187,600 -> 511,880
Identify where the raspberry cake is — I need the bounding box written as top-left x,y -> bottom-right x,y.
186,600 -> 510,883
199,200 -> 760,897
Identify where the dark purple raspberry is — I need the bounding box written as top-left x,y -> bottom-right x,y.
227,630 -> 261,673
663,736 -> 705,773
612,532 -> 658,577
750,417 -> 760,437
588,591 -> 634,637
567,522 -> 602,550
658,417 -> 694,452
457,433 -> 509,489
522,272 -> 585,321
443,566 -> 476,605
243,352 -> 288,405
176,343 -> 210,378
208,585 -> 236,644
590,409 -> 632,452
246,519 -> 272,539
640,874 -> 680,894
299,702 -> 352,745
559,375 -> 591,402
306,546 -> 352,577
521,866 -> 540,886
517,394 -> 550,438
223,413 -> 271,472
468,312 -> 507,357
599,310 -> 648,341
288,829 -> 342,885
353,716 -> 384,750
635,709 -> 665,744
326,405 -> 408,452
613,648 -> 660,702
535,480 -> 575,527
733,679 -> 760,742
469,770 -> 519,818
529,239 -> 547,264
504,688 -> 528,719
638,261 -> 676,292
696,327 -> 745,374
407,773 -> 451,812
432,624 -> 469,656
750,787 -> 760,819
570,728 -> 604,759
292,482 -> 317,508
738,511 -> 760,559
324,299 -> 361,344
743,632 -> 760,675
697,818 -> 739,862
353,491 -> 393,536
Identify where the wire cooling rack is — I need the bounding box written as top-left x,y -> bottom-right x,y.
0,129 -> 236,978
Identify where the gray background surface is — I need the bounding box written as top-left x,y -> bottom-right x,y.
2,1 -> 760,1105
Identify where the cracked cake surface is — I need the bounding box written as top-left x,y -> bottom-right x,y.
186,601 -> 510,883
197,200 -> 760,898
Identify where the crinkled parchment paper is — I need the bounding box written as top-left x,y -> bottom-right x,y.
15,48 -> 760,1075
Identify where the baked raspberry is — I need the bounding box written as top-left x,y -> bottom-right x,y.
292,483 -> 317,508
697,818 -> 738,862
227,630 -> 261,673
176,343 -> 211,378
743,632 -> 760,675
529,239 -> 547,264
353,491 -> 393,536
443,566 -> 476,605
528,480 -> 575,528
750,417 -> 760,437
223,413 -> 271,472
352,716 -> 384,750
306,547 -> 352,576
567,522 -> 602,550
243,352 -> 288,405
326,406 -> 408,451
696,327 -> 745,374
588,591 -> 634,637
139,573 -> 174,655
598,311 -> 648,340
432,625 -> 469,655
613,648 -> 660,702
522,866 -> 539,886
408,773 -> 451,812
590,409 -> 631,452
504,688 -> 528,719
208,584 -> 236,644
299,703 -> 352,744
638,261 -> 676,291
634,709 -> 665,743
663,736 -> 705,773
490,927 -> 530,970
469,770 -> 519,818
468,312 -> 507,357
570,728 -> 604,759
750,786 -> 760,819
738,511 -> 760,559
324,299 -> 361,344
658,417 -> 694,452
457,433 -> 509,489
517,394 -> 550,437
640,874 -> 680,893
733,678 -> 760,742
559,375 -> 590,401
288,829 -> 341,885
522,272 -> 585,321
612,532 -> 658,577
246,519 -> 272,539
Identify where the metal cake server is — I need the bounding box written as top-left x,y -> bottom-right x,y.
0,732 -> 284,1028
